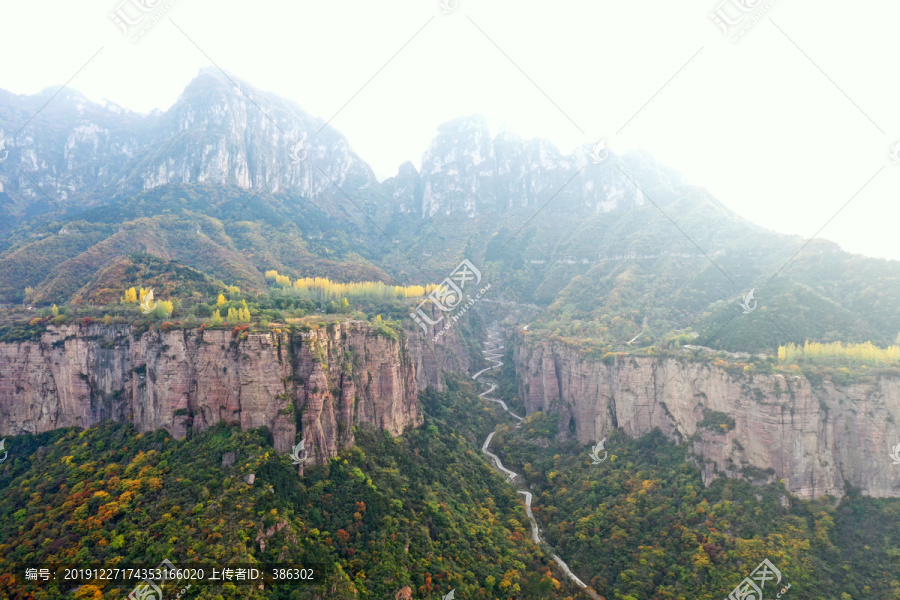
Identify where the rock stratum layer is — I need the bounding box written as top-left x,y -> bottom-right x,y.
0,320 -> 463,462
516,338 -> 900,500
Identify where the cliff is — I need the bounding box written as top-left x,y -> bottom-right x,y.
0,320 -> 442,463
516,336 -> 900,500
407,302 -> 473,390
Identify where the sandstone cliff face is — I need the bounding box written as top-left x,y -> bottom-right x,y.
516,337 -> 900,500
0,321 -> 432,463
406,302 -> 472,390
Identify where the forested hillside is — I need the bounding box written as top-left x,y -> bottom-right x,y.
489,420 -> 900,600
0,383 -> 586,600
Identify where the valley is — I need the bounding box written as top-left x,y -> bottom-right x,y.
473,325 -> 602,600
1,67 -> 899,599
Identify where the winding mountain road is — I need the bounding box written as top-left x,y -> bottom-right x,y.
481,432 -> 518,482
472,326 -> 602,600
478,383 -> 523,421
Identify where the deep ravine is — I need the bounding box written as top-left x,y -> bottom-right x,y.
472,325 -> 603,600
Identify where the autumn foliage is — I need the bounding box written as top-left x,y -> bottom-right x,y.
778,340 -> 900,367
265,270 -> 437,301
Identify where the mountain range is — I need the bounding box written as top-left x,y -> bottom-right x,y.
2,67 -> 900,351
2,67 -> 900,600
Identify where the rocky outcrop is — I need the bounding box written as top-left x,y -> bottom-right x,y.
406,302 -> 472,390
294,322 -> 420,461
0,321 -> 430,462
516,336 -> 900,500
382,115 -> 656,220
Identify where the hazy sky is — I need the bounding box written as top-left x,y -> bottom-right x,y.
2,0 -> 898,261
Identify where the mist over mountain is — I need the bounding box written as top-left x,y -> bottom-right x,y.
1,67 -> 899,600
4,68 -> 899,351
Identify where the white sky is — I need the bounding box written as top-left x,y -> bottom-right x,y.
2,0 -> 899,261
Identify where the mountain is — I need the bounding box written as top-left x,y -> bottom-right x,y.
0,68 -> 376,218
0,183 -> 397,306
386,114 -> 654,219
3,69 -> 900,359
2,68 -> 900,600
0,68 -> 401,307
0,85 -> 152,232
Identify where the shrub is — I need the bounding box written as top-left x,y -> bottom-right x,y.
699,409 -> 735,432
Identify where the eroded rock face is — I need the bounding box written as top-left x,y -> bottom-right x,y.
0,321 -> 434,463
406,302 -> 472,390
293,322 -> 420,462
516,337 -> 900,500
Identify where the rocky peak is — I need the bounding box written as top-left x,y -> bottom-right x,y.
429,114 -> 493,156
382,160 -> 422,215
0,70 -> 378,226
0,86 -> 150,213
119,68 -> 377,197
418,115 -> 495,218
393,113 -> 653,219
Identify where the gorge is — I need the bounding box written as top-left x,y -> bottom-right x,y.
3,316 -> 898,501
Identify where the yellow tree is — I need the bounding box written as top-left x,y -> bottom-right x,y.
156,301 -> 174,319
217,294 -> 227,306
